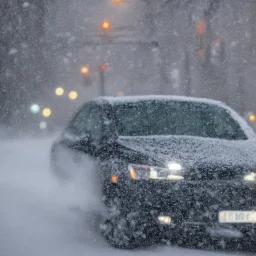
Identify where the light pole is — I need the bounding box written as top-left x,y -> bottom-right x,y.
99,63 -> 107,96
184,51 -> 191,96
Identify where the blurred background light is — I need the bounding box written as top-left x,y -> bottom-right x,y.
42,108 -> 52,118
117,91 -> 124,96
39,121 -> 47,130
80,66 -> 89,75
55,87 -> 64,96
30,104 -> 40,114
69,91 -> 78,100
249,114 -> 256,123
101,20 -> 111,31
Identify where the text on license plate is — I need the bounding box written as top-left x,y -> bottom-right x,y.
219,211 -> 256,223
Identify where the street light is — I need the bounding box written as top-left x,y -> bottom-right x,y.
80,66 -> 92,86
112,0 -> 123,4
80,66 -> 89,75
69,91 -> 78,100
42,108 -> 52,118
99,63 -> 108,96
55,87 -> 64,96
101,20 -> 111,31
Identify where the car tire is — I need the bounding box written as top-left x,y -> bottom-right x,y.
100,198 -> 157,249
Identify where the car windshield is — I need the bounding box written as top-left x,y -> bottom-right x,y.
113,100 -> 247,140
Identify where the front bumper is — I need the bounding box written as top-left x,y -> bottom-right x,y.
124,180 -> 256,233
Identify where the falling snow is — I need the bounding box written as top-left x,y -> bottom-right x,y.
1,0 -> 256,255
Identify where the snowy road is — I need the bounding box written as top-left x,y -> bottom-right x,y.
0,136 -> 253,256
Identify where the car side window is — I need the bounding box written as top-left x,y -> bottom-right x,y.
69,104 -> 91,136
212,109 -> 245,140
86,104 -> 103,146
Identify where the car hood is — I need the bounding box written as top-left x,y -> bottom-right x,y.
117,135 -> 256,177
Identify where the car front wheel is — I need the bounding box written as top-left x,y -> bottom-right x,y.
100,197 -> 159,249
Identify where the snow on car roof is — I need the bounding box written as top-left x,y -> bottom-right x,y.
94,95 -> 256,139
95,95 -> 225,106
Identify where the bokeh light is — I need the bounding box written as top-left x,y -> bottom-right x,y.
69,91 -> 78,100
55,87 -> 64,96
39,121 -> 47,130
81,66 -> 89,75
30,104 -> 40,114
42,108 -> 52,118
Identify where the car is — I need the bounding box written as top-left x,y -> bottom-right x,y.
50,95 -> 256,249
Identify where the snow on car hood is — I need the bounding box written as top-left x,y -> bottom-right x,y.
117,135 -> 256,170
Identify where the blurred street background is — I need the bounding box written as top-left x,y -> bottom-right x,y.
1,0 -> 256,134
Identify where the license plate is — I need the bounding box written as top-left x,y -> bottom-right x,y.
219,211 -> 256,223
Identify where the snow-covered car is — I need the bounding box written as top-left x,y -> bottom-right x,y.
50,95 -> 256,249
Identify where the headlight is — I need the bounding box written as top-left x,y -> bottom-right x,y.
128,163 -> 184,181
244,172 -> 256,182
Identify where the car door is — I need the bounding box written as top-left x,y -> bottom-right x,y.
52,103 -> 93,180
66,103 -> 104,189
72,103 -> 104,196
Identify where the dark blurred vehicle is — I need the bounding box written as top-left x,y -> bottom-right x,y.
50,96 -> 256,249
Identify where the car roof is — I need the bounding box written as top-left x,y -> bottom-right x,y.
93,95 -> 225,107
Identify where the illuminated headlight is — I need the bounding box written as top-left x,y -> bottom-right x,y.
167,162 -> 182,171
128,163 -> 184,181
244,172 -> 256,182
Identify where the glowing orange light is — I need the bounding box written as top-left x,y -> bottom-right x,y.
249,114 -> 256,123
129,168 -> 136,180
81,66 -> 89,75
111,175 -> 118,183
101,20 -> 111,31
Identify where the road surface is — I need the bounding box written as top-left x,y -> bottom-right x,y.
0,136 -> 253,256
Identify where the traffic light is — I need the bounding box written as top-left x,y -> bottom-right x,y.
196,18 -> 206,37
99,63 -> 107,72
80,66 -> 92,86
